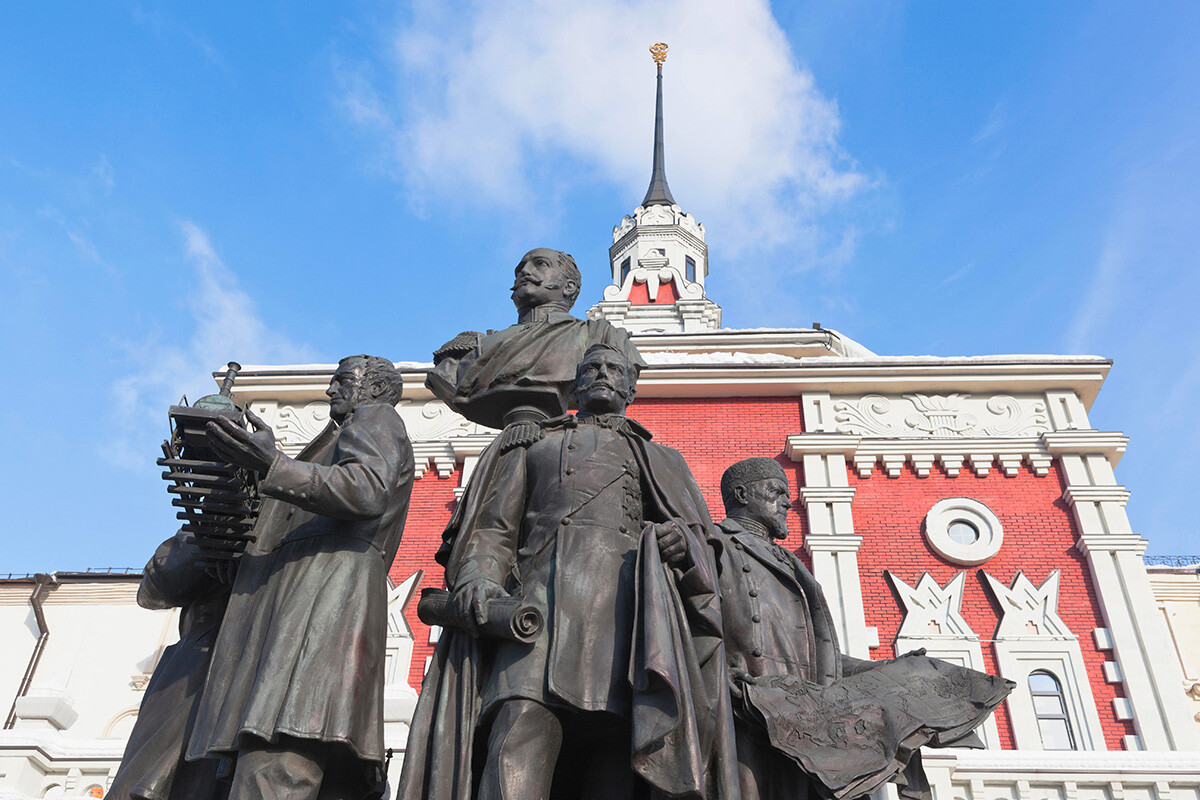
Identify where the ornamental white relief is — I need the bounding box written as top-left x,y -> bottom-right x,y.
394,399 -> 490,441
611,204 -> 706,242
273,401 -> 331,452
832,394 -> 1049,439
602,265 -> 706,303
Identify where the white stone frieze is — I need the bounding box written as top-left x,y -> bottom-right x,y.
832,393 -> 1050,439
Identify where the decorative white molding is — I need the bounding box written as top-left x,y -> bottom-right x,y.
1042,430 -> 1128,468
831,393 -> 1050,439
924,498 -> 1004,566
784,433 -> 862,458
920,748 -> 1200,800
852,439 -> 1052,478
1064,485 -> 1132,508
1077,534 -> 1148,557
383,572 -> 421,732
798,486 -> 857,505
803,534 -> 863,552
269,400 -> 331,454
982,570 -> 1108,751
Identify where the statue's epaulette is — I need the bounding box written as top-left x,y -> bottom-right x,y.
498,420 -> 546,453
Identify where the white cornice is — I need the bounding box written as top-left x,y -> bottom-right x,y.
1076,534 -> 1149,556
1063,485 -> 1132,508
216,352 -> 1111,407
785,433 -> 862,457
923,746 -> 1200,773
798,486 -> 857,505
1041,430 -> 1129,467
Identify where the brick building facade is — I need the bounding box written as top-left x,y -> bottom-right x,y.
3,58 -> 1199,800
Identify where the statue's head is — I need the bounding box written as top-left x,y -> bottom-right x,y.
572,343 -> 637,416
511,248 -> 581,313
720,458 -> 792,540
326,355 -> 405,423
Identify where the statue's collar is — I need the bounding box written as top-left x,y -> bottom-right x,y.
517,304 -> 573,324
544,412 -> 653,440
726,515 -> 781,544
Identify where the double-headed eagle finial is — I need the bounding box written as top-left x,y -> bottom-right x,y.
650,42 -> 669,67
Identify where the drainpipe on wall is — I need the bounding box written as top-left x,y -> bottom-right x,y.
4,572 -> 57,729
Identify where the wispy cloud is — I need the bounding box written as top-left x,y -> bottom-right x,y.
1064,221 -> 1129,353
339,0 -> 869,267
104,222 -> 315,468
90,155 -> 115,193
937,262 -> 974,289
973,102 -> 1007,145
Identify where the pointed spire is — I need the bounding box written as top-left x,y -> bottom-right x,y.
642,43 -> 676,208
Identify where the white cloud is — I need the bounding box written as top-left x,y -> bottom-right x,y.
104,222 -> 315,467
342,0 -> 868,262
1064,220 -> 1129,353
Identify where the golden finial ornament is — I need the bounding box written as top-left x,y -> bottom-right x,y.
650,42 -> 669,66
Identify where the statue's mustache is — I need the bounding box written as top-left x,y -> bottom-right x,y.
511,276 -> 563,292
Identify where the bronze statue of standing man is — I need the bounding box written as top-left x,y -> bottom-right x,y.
402,345 -> 738,800
187,355 -> 415,800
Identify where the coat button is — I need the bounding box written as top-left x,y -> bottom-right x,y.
752,648 -> 763,657
561,518 -> 571,526
742,565 -> 751,573
734,542 -> 743,550
752,614 -> 761,623
619,525 -> 629,533
565,468 -> 575,475
748,589 -> 758,597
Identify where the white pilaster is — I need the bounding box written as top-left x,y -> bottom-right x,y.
1053,429 -> 1200,750
786,411 -> 877,657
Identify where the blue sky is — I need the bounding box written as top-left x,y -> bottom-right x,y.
2,1 -> 1197,573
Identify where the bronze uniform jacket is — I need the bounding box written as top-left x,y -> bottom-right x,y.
715,518 -> 849,686
187,402 -> 414,764
401,414 -> 740,800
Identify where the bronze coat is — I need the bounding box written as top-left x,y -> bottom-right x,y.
107,534 -> 229,800
401,415 -> 739,800
187,403 -> 414,764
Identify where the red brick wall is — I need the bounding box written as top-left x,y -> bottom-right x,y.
849,459 -> 1134,750
388,465 -> 462,690
387,394 -> 1129,750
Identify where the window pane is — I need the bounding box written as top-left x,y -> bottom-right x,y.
1038,718 -> 1073,750
1028,672 -> 1059,693
1033,694 -> 1065,716
947,520 -> 979,545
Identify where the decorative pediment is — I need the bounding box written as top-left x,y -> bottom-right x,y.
887,571 -> 978,640
982,570 -> 1074,640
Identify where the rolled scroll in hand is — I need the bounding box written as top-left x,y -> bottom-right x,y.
416,588 -> 544,643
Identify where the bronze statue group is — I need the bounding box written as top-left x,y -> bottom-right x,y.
109,249 -> 1013,800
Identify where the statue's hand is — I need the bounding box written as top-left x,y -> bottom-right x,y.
729,667 -> 756,704
649,521 -> 688,568
206,409 -> 279,474
450,579 -> 507,628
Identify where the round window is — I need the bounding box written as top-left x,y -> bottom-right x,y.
947,520 -> 980,545
924,498 -> 1003,565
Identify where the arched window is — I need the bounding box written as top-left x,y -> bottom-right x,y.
1028,670 -> 1075,750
